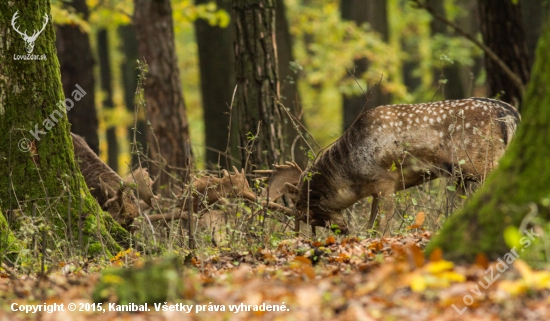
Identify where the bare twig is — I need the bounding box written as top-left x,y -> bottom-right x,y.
411,0 -> 525,96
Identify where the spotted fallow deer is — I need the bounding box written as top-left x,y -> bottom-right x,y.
258,98 -> 520,234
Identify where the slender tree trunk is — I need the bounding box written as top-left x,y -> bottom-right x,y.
195,0 -> 235,169
341,0 -> 391,130
134,0 -> 193,189
97,29 -> 118,172
0,2 -> 125,258
118,24 -> 146,168
456,0 -> 484,97
427,0 -> 466,100
55,0 -> 99,153
275,0 -> 307,168
233,0 -> 284,170
427,21 -> 550,262
520,0 -> 544,64
478,0 -> 531,107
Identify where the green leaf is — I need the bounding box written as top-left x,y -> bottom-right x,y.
446,185 -> 456,192
503,225 -> 522,249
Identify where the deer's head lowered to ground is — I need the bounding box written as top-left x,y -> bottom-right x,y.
257,98 -> 520,235
11,11 -> 49,54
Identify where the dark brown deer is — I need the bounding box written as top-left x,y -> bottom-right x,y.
259,98 -> 520,234
71,133 -> 139,230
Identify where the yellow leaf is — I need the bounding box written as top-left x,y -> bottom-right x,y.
425,260 -> 454,274
437,271 -> 466,283
514,260 -> 550,290
102,274 -> 123,285
498,280 -> 528,296
410,274 -> 427,292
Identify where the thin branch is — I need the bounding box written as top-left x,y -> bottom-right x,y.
411,0 -> 525,96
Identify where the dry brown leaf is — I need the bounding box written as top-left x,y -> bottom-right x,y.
415,211 -> 425,226
475,253 -> 489,269
325,236 -> 336,245
429,247 -> 443,262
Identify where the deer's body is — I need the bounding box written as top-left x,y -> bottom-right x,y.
72,133 -> 139,229
295,98 -> 520,233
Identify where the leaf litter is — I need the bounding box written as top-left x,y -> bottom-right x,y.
1,232 -> 550,320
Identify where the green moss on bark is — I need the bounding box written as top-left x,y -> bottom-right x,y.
427,24 -> 550,262
0,208 -> 23,261
0,1 -> 125,260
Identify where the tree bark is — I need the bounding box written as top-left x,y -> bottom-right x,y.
195,0 -> 236,169
478,0 -> 531,107
520,0 -> 544,64
134,0 -> 193,189
97,29 -> 119,171
341,0 -> 391,131
55,0 -> 99,154
233,0 -> 284,170
275,0 -> 307,168
426,22 -> 550,262
118,24 -> 146,168
0,1 -> 125,258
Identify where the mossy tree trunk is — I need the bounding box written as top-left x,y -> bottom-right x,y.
0,1 -> 125,261
427,21 -> 550,262
234,0 -> 284,170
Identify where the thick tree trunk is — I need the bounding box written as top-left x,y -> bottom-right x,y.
427,23 -> 550,262
118,24 -> 146,168
0,2 -> 125,258
134,0 -> 193,188
478,0 -> 531,107
1,208 -> 22,260
55,0 -> 99,153
195,0 -> 235,169
341,0 -> 391,130
427,0 -> 466,100
233,0 -> 284,170
97,29 -> 118,171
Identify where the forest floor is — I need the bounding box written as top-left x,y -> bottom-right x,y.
1,232 -> 550,321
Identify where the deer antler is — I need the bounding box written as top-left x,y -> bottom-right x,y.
11,12 -> 26,38
189,166 -> 256,203
187,167 -> 295,217
124,168 -> 159,208
11,11 -> 49,53
255,161 -> 302,202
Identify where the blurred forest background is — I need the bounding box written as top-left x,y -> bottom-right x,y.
51,0 -> 544,173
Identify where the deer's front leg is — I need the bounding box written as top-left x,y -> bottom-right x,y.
367,180 -> 396,235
